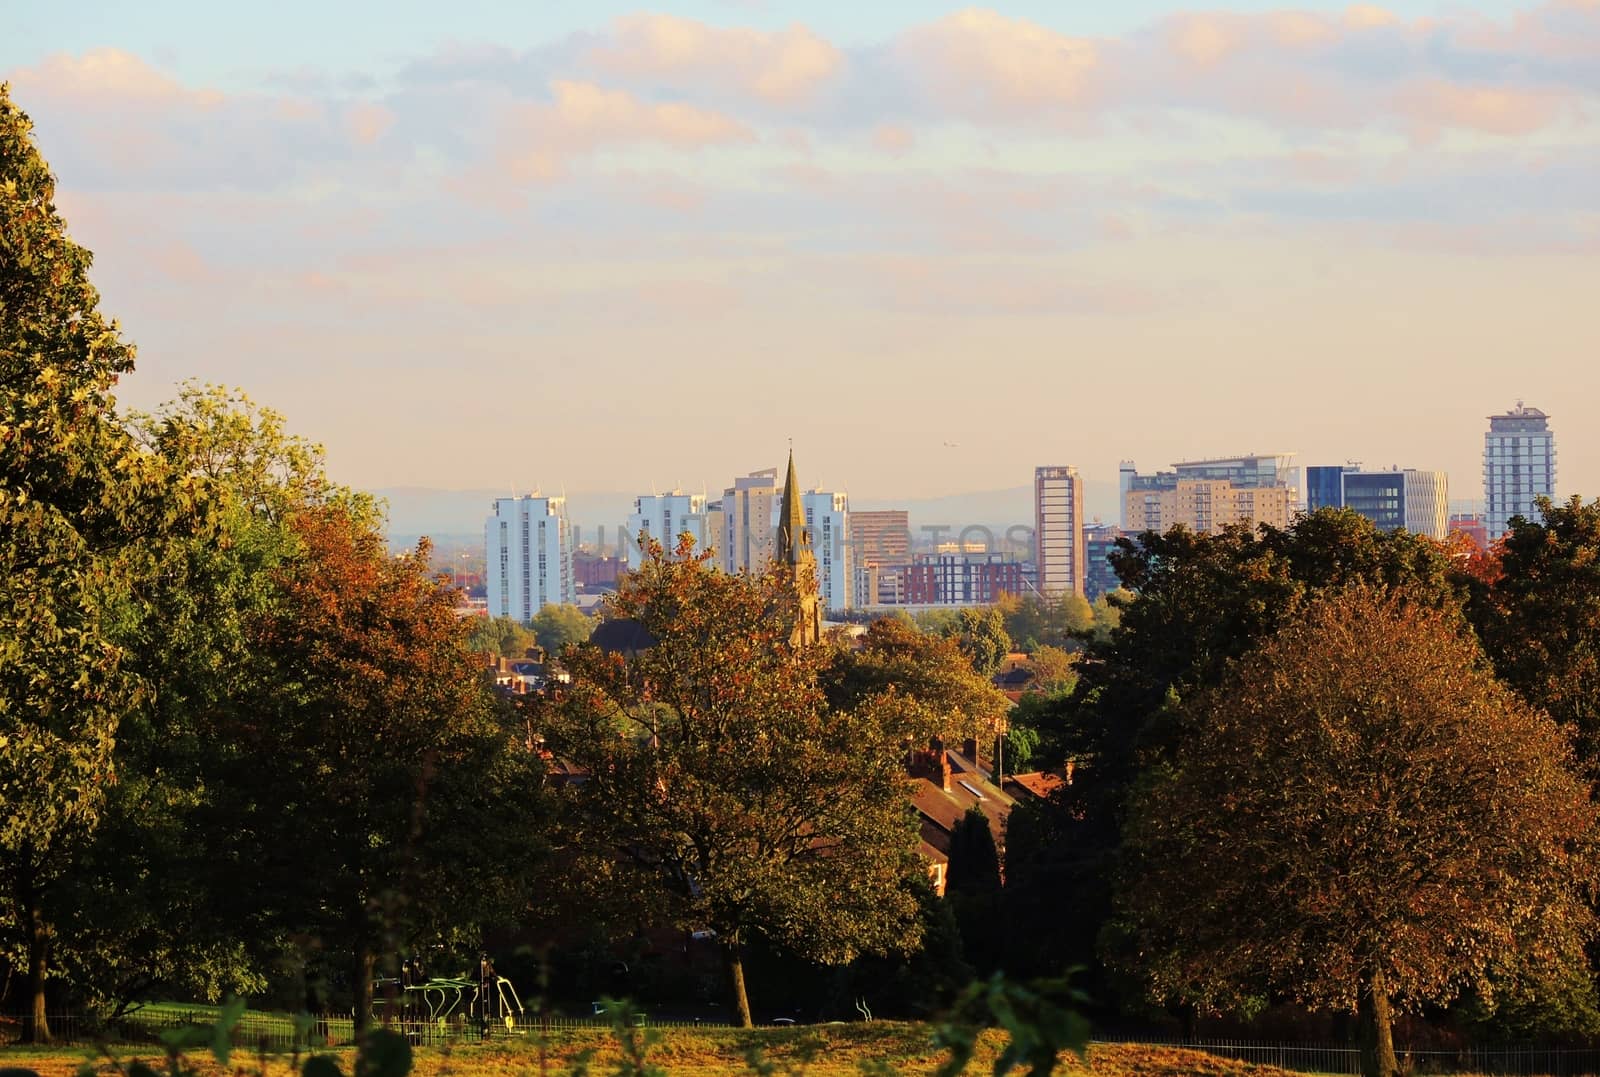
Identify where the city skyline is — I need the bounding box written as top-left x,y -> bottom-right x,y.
6,3 -> 1597,502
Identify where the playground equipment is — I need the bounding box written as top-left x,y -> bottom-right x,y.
372,955 -> 525,1039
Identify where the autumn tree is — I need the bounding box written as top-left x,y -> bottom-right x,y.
1471,495 -> 1600,771
541,538 -> 927,1027
226,504 -> 546,1032
1003,511 -> 1467,991
1116,586 -> 1597,1077
0,85 -> 190,1040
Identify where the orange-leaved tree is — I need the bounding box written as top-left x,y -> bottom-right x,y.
1116,584 -> 1598,1077
539,537 -> 929,1027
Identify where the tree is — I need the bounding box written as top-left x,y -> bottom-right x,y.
1026,645 -> 1076,696
540,538 -> 926,1027
0,84 -> 185,1041
529,602 -> 594,655
227,504 -> 543,1033
1116,586 -> 1597,1077
1003,512 -> 1468,996
820,616 -> 1009,742
465,615 -> 537,658
950,606 -> 1011,677
1472,495 -> 1600,772
946,808 -> 1001,899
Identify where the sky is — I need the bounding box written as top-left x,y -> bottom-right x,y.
6,1 -> 1599,509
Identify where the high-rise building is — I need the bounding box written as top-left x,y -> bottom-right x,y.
1083,524 -> 1123,600
1306,465 -> 1449,540
720,467 -> 780,576
1484,403 -> 1556,537
851,510 -> 911,606
625,491 -> 709,568
485,495 -> 574,621
1123,454 -> 1299,529
802,490 -> 852,612
1034,466 -> 1085,598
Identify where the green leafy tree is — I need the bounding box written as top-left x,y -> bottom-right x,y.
0,85 -> 189,1041
529,602 -> 594,655
540,538 -> 926,1027
1117,586 -> 1598,1077
47,385 -> 360,1013
946,808 -> 1004,978
949,606 -> 1011,677
465,615 -> 538,658
1472,495 -> 1600,771
1055,594 -> 1093,638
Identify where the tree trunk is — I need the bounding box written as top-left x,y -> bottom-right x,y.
723,944 -> 753,1028
1357,967 -> 1399,1077
18,860 -> 50,1045
352,946 -> 375,1040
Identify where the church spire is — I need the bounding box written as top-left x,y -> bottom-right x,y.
777,447 -> 806,564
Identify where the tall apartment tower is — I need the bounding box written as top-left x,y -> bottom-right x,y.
625,490 -> 709,568
1484,403 -> 1556,538
851,510 -> 911,606
802,489 -> 852,612
1034,466 -> 1086,598
485,495 -> 574,621
721,467 -> 780,575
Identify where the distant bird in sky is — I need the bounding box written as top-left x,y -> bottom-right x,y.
943,441 -> 960,448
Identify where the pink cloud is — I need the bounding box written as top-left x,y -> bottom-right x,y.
1395,80 -> 1570,139
344,102 -> 395,145
588,14 -> 843,104
872,124 -> 916,155
10,48 -> 223,109
899,9 -> 1101,118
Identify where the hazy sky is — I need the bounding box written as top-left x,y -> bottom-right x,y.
7,1 -> 1598,507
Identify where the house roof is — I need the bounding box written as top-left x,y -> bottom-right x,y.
1005,770 -> 1066,799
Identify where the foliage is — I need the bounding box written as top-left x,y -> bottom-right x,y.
932,973 -> 1091,1077
464,616 -> 537,658
946,811 -> 1002,900
530,603 -> 595,656
1116,585 -> 1598,1077
539,538 -> 926,1026
1471,495 -> 1600,772
1024,647 -> 1075,697
1002,726 -> 1040,774
0,83 -> 197,1042
820,617 -> 1008,746
948,608 -> 1012,677
217,504 -> 546,1029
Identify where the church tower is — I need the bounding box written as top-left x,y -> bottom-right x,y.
776,449 -> 823,647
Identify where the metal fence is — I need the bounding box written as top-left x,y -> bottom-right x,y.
1096,1036 -> 1600,1076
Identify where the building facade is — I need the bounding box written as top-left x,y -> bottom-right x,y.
1125,479 -> 1297,535
904,551 -> 1024,606
1304,465 -> 1449,540
1123,454 -> 1299,530
625,491 -> 710,568
1034,466 -> 1085,598
1083,524 -> 1123,600
720,468 -> 780,576
802,490 -> 852,612
485,495 -> 574,621
851,509 -> 911,606
1484,403 -> 1556,538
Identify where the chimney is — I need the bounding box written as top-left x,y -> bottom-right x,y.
929,737 -> 951,792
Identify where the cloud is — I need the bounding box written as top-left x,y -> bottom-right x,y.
897,9 -> 1101,119
344,102 -> 395,145
587,14 -> 843,104
872,124 -> 916,155
10,48 -> 223,109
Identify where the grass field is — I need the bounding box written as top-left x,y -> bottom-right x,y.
0,1026 -> 1316,1077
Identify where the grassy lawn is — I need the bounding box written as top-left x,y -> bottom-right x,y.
0,1027 -> 1312,1077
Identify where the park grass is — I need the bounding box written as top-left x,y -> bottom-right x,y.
0,1026 -> 1312,1077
